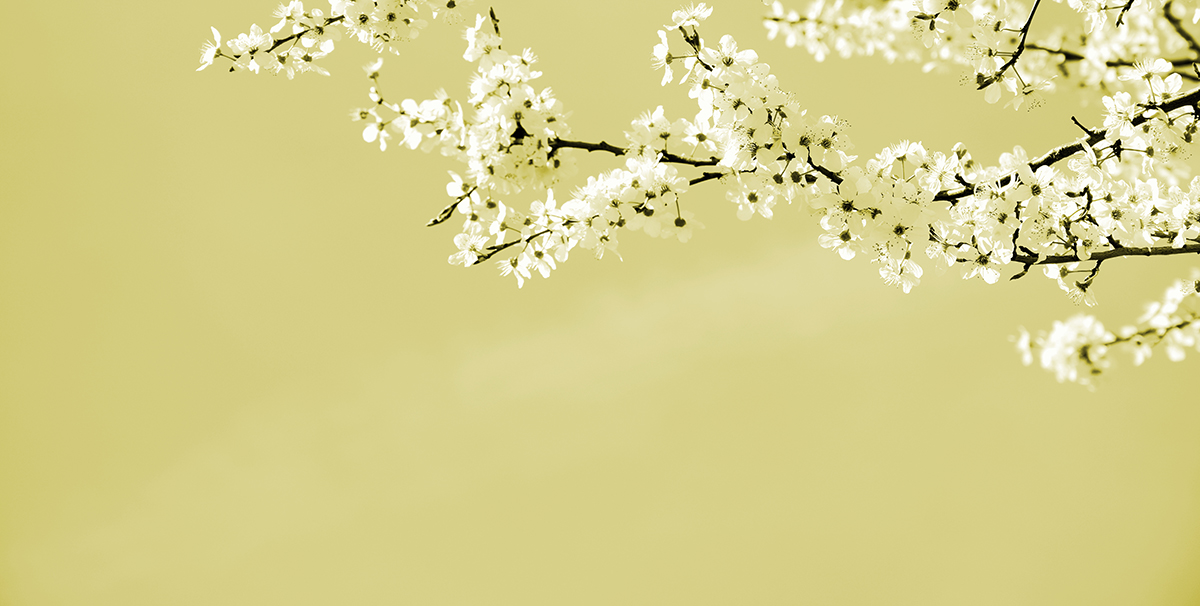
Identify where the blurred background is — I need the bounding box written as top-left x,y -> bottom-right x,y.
2,1 -> 1200,604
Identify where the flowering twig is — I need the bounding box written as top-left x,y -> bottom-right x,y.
427,188 -> 478,227
1026,44 -> 1200,81
939,85 -> 1200,202
201,2 -> 1200,384
473,228 -> 552,265
1163,1 -> 1200,58
981,0 -> 1044,90
268,15 -> 344,53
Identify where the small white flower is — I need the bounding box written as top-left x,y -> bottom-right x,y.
652,30 -> 673,86
449,225 -> 489,266
197,27 -> 223,71
1102,92 -> 1136,140
363,57 -> 384,79
666,3 -> 713,30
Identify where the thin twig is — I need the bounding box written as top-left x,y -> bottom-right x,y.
266,16 -> 345,54
1163,1 -> 1200,58
473,228 -> 551,265
1115,0 -> 1138,27
981,0 -> 1045,89
1026,44 -> 1198,80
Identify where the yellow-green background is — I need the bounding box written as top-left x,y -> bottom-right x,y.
3,1 -> 1199,604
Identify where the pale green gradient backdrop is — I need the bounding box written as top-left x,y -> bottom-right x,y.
2,1 -> 1200,604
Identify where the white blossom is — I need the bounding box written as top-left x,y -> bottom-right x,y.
197,2 -> 1200,384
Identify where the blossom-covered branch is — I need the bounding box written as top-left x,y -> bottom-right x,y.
1019,270 -> 1200,386
198,0 -> 1200,384
764,0 -> 1200,108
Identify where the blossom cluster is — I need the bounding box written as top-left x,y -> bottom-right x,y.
363,3 -> 860,285
764,0 -> 1200,110
197,0 -> 475,77
199,2 -> 1200,383
1018,269 -> 1200,385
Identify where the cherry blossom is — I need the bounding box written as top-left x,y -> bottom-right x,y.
197,1 -> 1200,384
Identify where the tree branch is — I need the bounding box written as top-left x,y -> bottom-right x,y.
981,0 -> 1044,89
1115,0 -> 1138,27
473,228 -> 552,265
1163,1 -> 1200,58
550,138 -> 721,167
1026,43 -> 1198,80
938,84 -> 1200,201
984,242 -> 1200,266
1108,317 -> 1195,346
266,16 -> 345,54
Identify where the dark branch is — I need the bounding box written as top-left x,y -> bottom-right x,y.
1115,0 -> 1138,27
938,84 -> 1200,201
427,200 -> 460,227
808,160 -> 843,185
1108,318 -> 1195,345
427,188 -> 477,227
1071,116 -> 1100,137
980,0 -> 1044,90
489,7 -> 501,36
1005,243 -> 1200,266
266,16 -> 345,54
473,228 -> 552,265
690,172 -> 727,186
1026,43 -> 1198,80
1163,1 -> 1200,58
550,139 -> 625,156
550,138 -> 722,167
